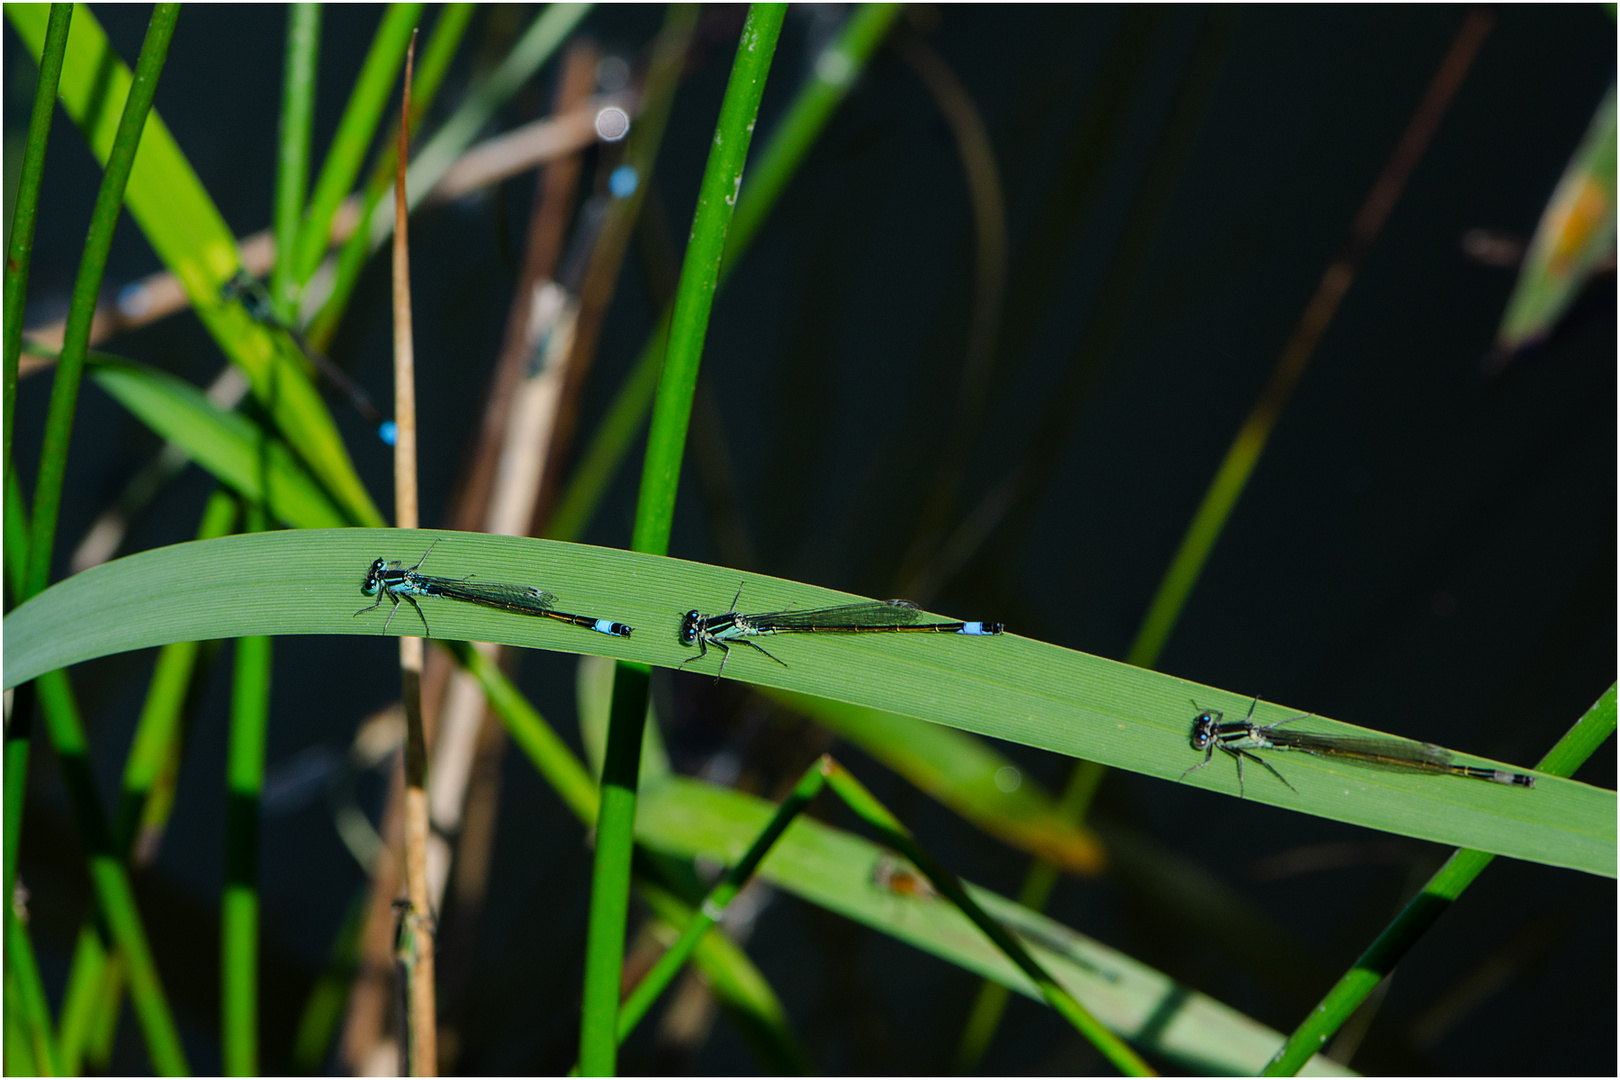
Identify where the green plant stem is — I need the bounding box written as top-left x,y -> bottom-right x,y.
581,10 -> 785,1075
52,488 -> 239,1071
272,4 -> 320,320
824,760 -> 1155,1076
8,908 -> 62,1076
293,3 -> 423,287
3,2 -> 72,482
223,630 -> 272,1075
1264,682 -> 1616,1076
544,3 -> 900,545
614,761 -> 827,1044
39,668 -> 189,1074
305,2 -> 573,351
25,3 -> 179,602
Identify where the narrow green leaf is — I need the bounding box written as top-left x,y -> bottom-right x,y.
586,8 -> 787,1072
3,2 -> 72,480
634,775 -> 1352,1077
294,4 -> 423,287
272,5 -> 321,319
87,358 -> 350,530
762,686 -> 1106,874
2,529 -> 1608,876
4,3 -> 383,529
1495,83 -> 1618,355
547,3 -> 900,545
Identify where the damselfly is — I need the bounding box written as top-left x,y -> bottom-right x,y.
356,545 -> 632,639
679,587 -> 1002,677
1180,698 -> 1535,796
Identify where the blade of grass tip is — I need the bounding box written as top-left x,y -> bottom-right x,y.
293,3 -> 423,288
613,761 -> 828,1047
581,8 -> 785,1075
223,598 -> 272,1074
272,5 -> 321,320
3,3 -> 72,482
7,907 -> 63,1076
304,1 -> 474,351
57,923 -> 107,1074
387,33 -> 437,1078
24,2 -> 177,600
544,3 -> 901,546
820,759 -> 1156,1076
1263,682 -> 1616,1076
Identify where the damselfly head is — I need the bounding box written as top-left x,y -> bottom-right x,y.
1188,708 -> 1221,751
361,557 -> 388,597
678,610 -> 703,645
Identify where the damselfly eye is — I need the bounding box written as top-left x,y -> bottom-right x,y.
1189,713 -> 1216,750
679,611 -> 701,644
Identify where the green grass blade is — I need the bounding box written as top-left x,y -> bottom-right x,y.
761,686 -> 1106,874
546,3 -> 897,545
57,923 -> 106,1074
25,3 -> 179,601
222,631 -> 272,1074
7,909 -> 62,1076
293,3 -> 423,287
633,880 -> 811,1074
289,891 -> 365,1073
4,3 -> 383,529
3,529 -> 1608,875
87,356 -> 350,529
584,9 -> 786,1073
821,760 -> 1152,1075
272,5 -> 320,319
37,667 -> 189,1074
634,775 -> 1352,1076
630,2 -> 782,556
399,4 -> 591,223
3,2 -> 72,481
1264,683 -> 1617,1076
1493,83 -> 1617,356
303,1 -> 474,350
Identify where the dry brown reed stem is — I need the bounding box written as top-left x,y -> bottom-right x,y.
388,30 -> 436,1078
422,49 -> 602,1063
17,96 -> 630,374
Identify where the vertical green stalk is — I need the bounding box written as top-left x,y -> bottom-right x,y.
7,908 -> 62,1075
222,629 -> 272,1075
613,763 -> 828,1046
1263,684 -> 1616,1076
581,12 -> 786,1073
9,11 -> 189,1074
25,3 -> 180,602
544,2 -> 902,545
56,488 -> 239,1074
272,4 -> 321,320
3,2 -> 72,481
293,3 -> 423,287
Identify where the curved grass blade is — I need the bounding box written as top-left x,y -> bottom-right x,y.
1,528 -> 1608,876
633,774 -> 1353,1076
87,356 -> 349,529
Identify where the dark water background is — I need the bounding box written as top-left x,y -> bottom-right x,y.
7,5 -> 1614,1074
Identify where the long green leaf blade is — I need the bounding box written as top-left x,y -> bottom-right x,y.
2,529 -> 1608,876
